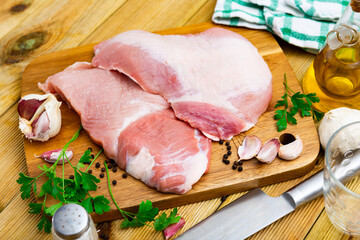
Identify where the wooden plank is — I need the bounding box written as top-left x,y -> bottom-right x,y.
21,23 -> 320,223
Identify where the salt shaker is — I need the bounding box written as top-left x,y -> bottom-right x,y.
52,204 -> 99,240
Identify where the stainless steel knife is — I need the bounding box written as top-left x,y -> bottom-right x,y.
176,155 -> 360,240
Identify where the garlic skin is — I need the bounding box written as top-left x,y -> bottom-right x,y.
18,93 -> 62,142
318,107 -> 360,150
237,135 -> 261,161
278,134 -> 303,160
256,138 -> 280,164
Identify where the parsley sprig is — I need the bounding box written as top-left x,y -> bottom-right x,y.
17,126 -> 111,233
104,162 -> 182,232
274,74 -> 324,131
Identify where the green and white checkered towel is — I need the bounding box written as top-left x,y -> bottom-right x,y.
212,0 -> 350,53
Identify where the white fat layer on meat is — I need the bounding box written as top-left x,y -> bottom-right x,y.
106,30 -> 272,116
160,130 -> 208,193
126,147 -> 155,184
120,100 -> 168,133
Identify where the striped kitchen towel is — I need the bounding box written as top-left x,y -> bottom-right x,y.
212,0 -> 350,53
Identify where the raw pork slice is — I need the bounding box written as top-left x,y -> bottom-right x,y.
39,62 -> 211,194
92,27 -> 273,140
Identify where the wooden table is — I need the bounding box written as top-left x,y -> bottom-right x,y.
0,0 -> 350,239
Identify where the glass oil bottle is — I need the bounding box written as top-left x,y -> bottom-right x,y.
302,0 -> 360,112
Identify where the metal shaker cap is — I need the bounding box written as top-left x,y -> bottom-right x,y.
53,203 -> 89,239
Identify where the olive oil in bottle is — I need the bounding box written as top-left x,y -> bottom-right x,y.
302,0 -> 360,112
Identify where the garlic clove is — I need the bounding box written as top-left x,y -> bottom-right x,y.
237,135 -> 261,161
256,138 -> 280,163
18,93 -> 62,142
36,149 -> 73,164
278,133 -> 303,160
163,217 -> 185,240
18,98 -> 46,120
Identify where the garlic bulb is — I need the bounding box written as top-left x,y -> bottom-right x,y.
18,93 -> 61,141
318,107 -> 360,150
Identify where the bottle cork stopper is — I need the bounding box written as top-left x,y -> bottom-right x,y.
351,0 -> 360,12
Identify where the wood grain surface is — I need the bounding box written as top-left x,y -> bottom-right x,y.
21,23 -> 319,223
0,0 -> 352,239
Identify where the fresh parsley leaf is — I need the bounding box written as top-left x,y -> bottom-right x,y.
37,212 -> 52,234
40,174 -> 64,202
137,200 -> 159,223
45,202 -> 63,216
274,74 -> 322,131
81,197 -> 94,213
154,208 -> 181,231
93,196 -> 111,215
80,171 -> 100,191
28,203 -> 43,214
17,173 -> 35,200
312,109 -> 324,122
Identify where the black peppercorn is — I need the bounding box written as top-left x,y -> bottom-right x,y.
87,147 -> 92,152
88,170 -> 92,174
219,140 -> 224,145
69,175 -> 74,179
225,142 -> 230,146
108,164 -> 113,169
232,164 -> 237,170
112,180 -> 117,185
227,145 -> 231,150
112,167 -> 117,172
95,162 -> 100,168
238,161 -> 243,165
122,173 -> 128,178
227,150 -> 232,155
221,195 -> 228,202
101,167 -> 105,172
100,173 -> 104,178
224,160 -> 230,165
238,166 -> 243,172
223,154 -> 228,159
91,154 -> 95,159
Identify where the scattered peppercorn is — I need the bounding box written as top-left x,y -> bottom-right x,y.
238,161 -> 243,165
112,162 -> 118,167
87,147 -> 92,152
87,170 -> 92,174
112,167 -> 117,172
227,145 -> 231,150
69,175 -> 74,179
221,195 -> 228,202
122,173 -> 128,178
100,173 -> 104,178
232,164 -> 237,170
91,154 -> 95,159
223,154 -> 228,160
112,180 -> 117,185
233,161 -> 238,165
105,159 -> 110,163
108,164 -> 113,169
219,140 -> 224,145
224,160 -> 230,165
227,150 -> 232,155
238,166 -> 243,172
101,167 -> 105,172
95,162 -> 100,168
225,142 -> 230,146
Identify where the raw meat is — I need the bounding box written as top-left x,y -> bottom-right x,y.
92,27 -> 272,140
39,62 -> 211,194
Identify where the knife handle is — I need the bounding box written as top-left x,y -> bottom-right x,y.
284,154 -> 360,209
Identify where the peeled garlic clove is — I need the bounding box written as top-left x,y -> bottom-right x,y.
36,149 -> 73,164
278,133 -> 303,160
237,135 -> 261,161
256,138 -> 280,164
18,93 -> 62,142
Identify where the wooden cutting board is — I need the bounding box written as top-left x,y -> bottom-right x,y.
21,23 -> 319,222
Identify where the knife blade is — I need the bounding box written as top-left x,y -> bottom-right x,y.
176,153 -> 360,240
